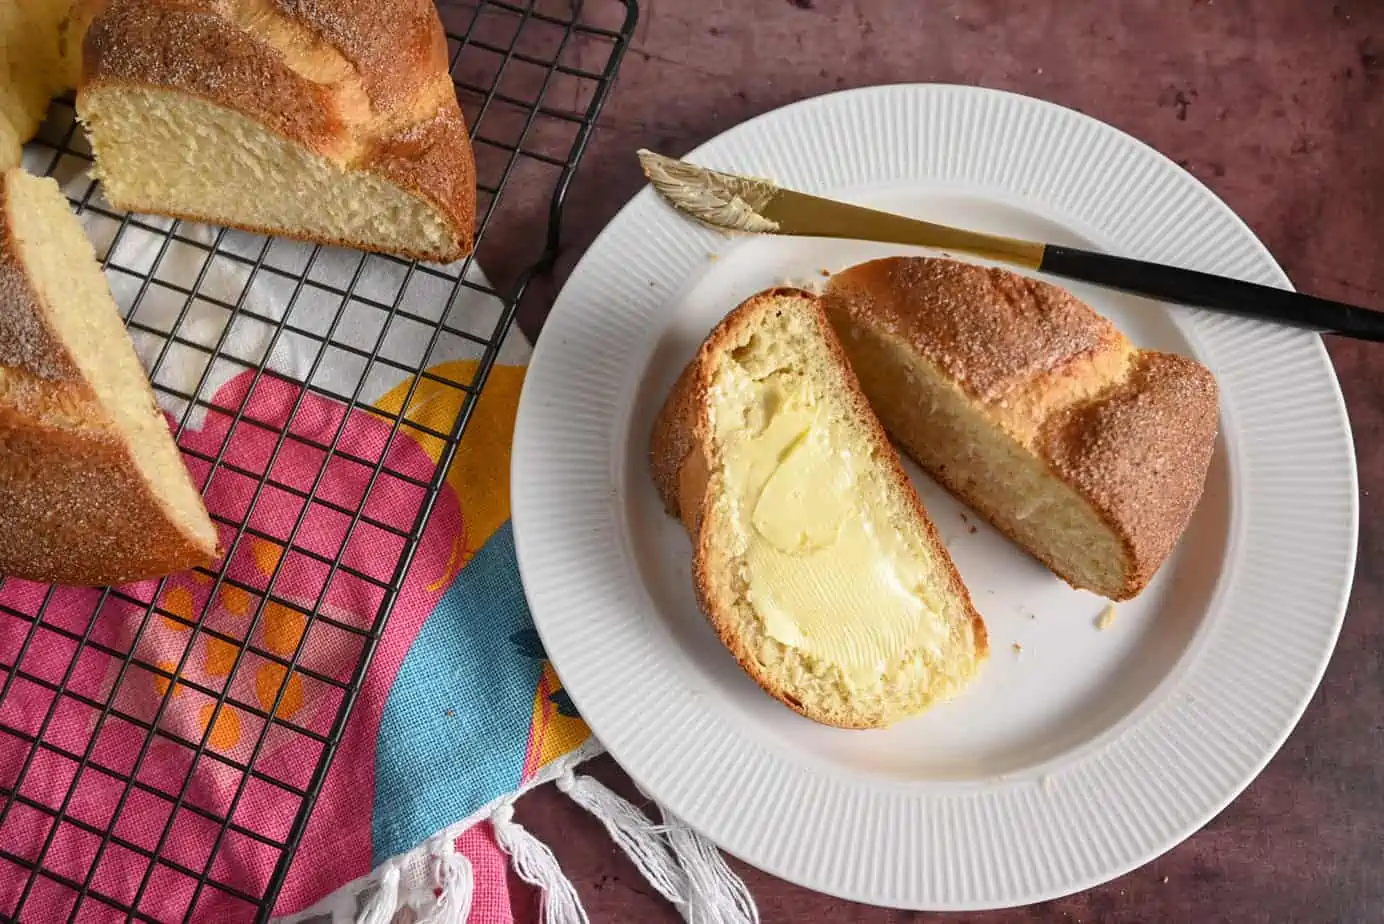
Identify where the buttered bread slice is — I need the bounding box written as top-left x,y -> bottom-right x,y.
651,287 -> 988,729
822,256 -> 1219,602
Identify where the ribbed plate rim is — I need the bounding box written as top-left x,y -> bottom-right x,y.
511,83 -> 1358,910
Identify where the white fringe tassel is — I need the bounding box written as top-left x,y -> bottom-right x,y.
491,802 -> 590,924
343,754 -> 757,924
557,769 -> 758,924
414,844 -> 474,924
356,864 -> 401,924
556,769 -> 684,905
662,806 -> 759,924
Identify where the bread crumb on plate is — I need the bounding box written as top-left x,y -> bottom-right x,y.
1095,603 -> 1118,630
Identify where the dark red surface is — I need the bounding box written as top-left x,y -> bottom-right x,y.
499,2 -> 1384,921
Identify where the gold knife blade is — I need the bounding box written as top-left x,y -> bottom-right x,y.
635,149 -> 1045,271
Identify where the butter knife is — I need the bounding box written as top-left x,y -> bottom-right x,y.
636,149 -> 1384,343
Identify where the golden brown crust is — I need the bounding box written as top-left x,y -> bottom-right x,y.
648,354 -> 701,528
826,256 -> 1128,404
80,0 -> 475,262
58,0 -> 102,88
0,399 -> 220,586
0,2 -> 61,139
1041,350 -> 1219,597
271,0 -> 448,112
363,89 -> 476,259
823,256 -> 1219,601
0,111 -> 20,173
650,288 -> 987,728
0,170 -> 220,586
82,2 -> 348,158
0,201 -> 83,381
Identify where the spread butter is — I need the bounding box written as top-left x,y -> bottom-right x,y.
714,358 -> 947,687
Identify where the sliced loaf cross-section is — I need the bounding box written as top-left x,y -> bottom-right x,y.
77,0 -> 477,263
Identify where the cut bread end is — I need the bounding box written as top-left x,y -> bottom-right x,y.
78,85 -> 474,263
651,288 -> 988,729
0,168 -> 220,586
822,256 -> 1219,601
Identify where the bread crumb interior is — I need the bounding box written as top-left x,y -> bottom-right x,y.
81,87 -> 455,258
827,316 -> 1127,597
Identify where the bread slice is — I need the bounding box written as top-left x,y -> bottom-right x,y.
0,168 -> 220,586
56,0 -> 96,89
0,113 -> 19,172
77,0 -> 476,263
651,288 -> 988,729
18,0 -> 74,97
821,256 -> 1219,602
0,0 -> 77,158
0,2 -> 56,140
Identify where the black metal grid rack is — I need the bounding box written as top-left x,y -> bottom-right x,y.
0,2 -> 635,921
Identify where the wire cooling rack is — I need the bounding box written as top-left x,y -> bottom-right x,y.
0,2 -> 635,921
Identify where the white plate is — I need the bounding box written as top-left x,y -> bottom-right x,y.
510,84 -> 1358,910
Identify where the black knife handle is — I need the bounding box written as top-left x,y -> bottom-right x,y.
1039,244 -> 1384,343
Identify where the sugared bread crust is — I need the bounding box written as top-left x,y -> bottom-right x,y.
78,0 -> 476,262
822,256 -> 1218,600
0,169 -> 219,586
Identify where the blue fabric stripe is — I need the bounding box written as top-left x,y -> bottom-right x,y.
370,520 -> 540,863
